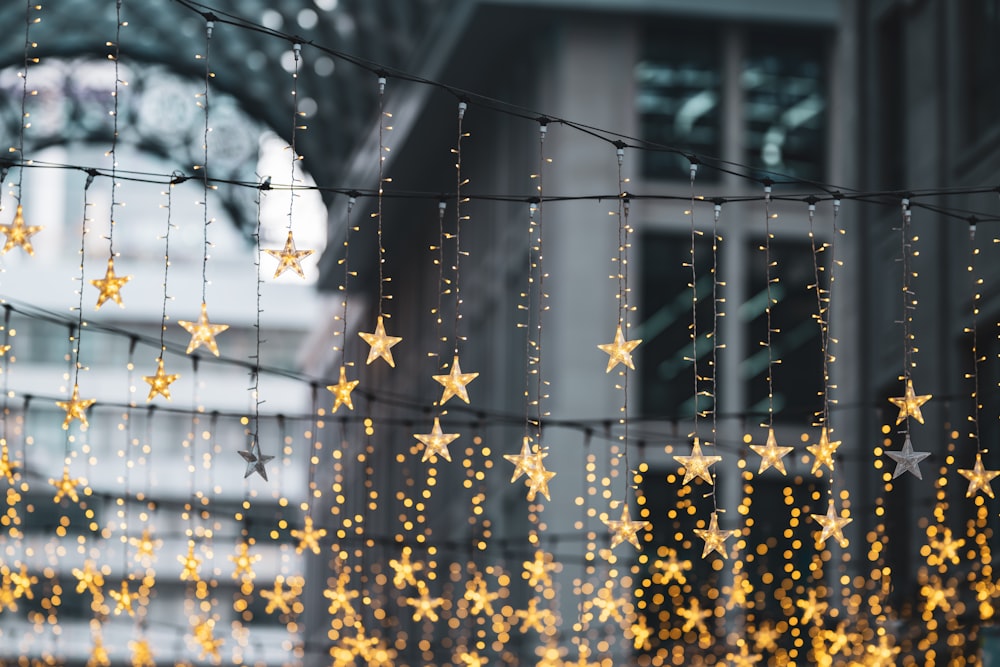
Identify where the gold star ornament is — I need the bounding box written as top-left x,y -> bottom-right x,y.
889,377 -> 931,425
56,383 -> 96,430
142,358 -> 179,402
414,417 -> 459,463
0,204 -> 42,255
50,466 -> 84,503
178,302 -> 229,357
229,540 -> 260,581
811,498 -> 853,547
264,229 -> 314,278
694,511 -> 735,559
958,452 -> 1000,498
750,427 -> 794,475
806,426 -> 841,474
432,354 -> 479,405
109,579 -> 136,616
604,503 -> 650,550
598,324 -> 641,373
673,437 -> 722,485
291,515 -> 327,555
0,439 -> 19,484
359,315 -> 402,367
327,365 -> 360,413
177,541 -> 201,582
90,258 -> 131,309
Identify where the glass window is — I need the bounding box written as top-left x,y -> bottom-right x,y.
743,29 -> 828,182
636,23 -> 722,181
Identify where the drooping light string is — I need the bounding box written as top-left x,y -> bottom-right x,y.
179,16 -> 229,358
751,183 -> 793,475
293,385 -> 327,555
0,306 -> 16,486
91,0 -> 132,310
142,175 -> 182,403
358,75 -> 402,368
327,195 -> 359,413
886,198 -> 932,480
957,220 -> 1000,498
807,197 -> 853,548
117,335 -> 138,610
264,42 -> 314,280
238,178 -> 275,482
0,1 -> 43,257
431,100 -> 479,408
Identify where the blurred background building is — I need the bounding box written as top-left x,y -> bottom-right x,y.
0,0 -> 999,666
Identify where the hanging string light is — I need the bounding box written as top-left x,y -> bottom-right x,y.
358,75 -> 402,367
178,16 -> 229,357
327,195 -> 360,413
90,0 -> 132,309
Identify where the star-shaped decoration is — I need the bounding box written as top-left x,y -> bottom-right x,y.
886,434 -> 930,480
90,257 -> 131,309
414,417 -> 459,463
928,526 -> 964,565
88,631 -> 111,667
652,549 -> 692,585
726,642 -> 763,667
389,546 -> 423,588
958,452 -> 1000,498
589,584 -> 625,623
229,540 -> 260,581
50,466 -> 84,503
109,579 -> 136,616
192,618 -> 224,661
889,377 -> 931,425
464,572 -> 499,616
523,550 -> 558,589
291,515 -> 327,555
326,365 -> 359,413
677,597 -> 712,634
629,614 -> 653,651
358,315 -> 402,367
177,540 -> 201,582
673,437 -> 722,485
341,627 -> 381,663
504,436 -> 537,482
515,597 -> 556,633
178,301 -> 230,357
142,357 -> 179,402
923,578 -> 954,613
261,576 -> 298,615
796,589 -> 829,624
866,634 -> 900,667
432,354 -> 479,405
405,583 -> 445,622
129,638 -> 156,667
597,324 -> 641,373
811,498 -> 853,547
323,570 -> 359,617
455,650 -> 488,667
72,561 -> 105,598
806,426 -> 841,474
754,622 -> 780,653
0,440 -> 19,484
749,428 -> 794,475
525,458 -> 556,502
56,383 -> 96,430
237,440 -> 275,481
0,569 -> 16,612
604,503 -> 650,550
0,205 -> 42,255
129,528 -> 162,564
264,229 -> 314,278
10,564 -> 36,600
693,511 -> 735,559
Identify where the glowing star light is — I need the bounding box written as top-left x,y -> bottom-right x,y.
0,440 -> 19,484
90,258 -> 131,309
193,618 -> 223,661
229,541 -> 260,581
504,436 -> 537,482
677,597 -> 712,634
749,428 -> 794,475
56,383 -> 96,430
264,229 -> 314,278
673,437 -> 722,485
72,561 -> 105,597
889,378 -> 931,424
50,466 -> 84,503
327,365 -> 359,413
177,541 -> 201,582
358,315 -> 402,367
129,529 -> 162,564
796,589 -> 829,624
811,499 -> 853,547
694,511 -> 735,559
432,354 -> 479,405
523,550 -> 557,589
405,584 -> 445,622
323,571 -> 359,617
291,515 -> 327,555
389,547 -> 423,588
109,579 -> 135,616
958,452 -> 1000,498
525,461 -> 556,502
604,504 -> 650,550
178,302 -> 229,357
0,205 -> 42,255
464,573 -> 499,616
886,434 -> 930,480
129,639 -> 155,667
597,324 -> 641,373
261,576 -> 298,615
414,417 -> 459,463
806,426 -> 841,474
142,358 -> 179,402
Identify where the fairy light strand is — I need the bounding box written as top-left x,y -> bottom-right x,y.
287,43 -> 303,233
376,76 -> 390,319
708,200 -> 722,509
15,1 -> 39,206
453,101 -> 468,357
198,18 -> 214,305
763,187 -> 777,430
105,0 -> 125,265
